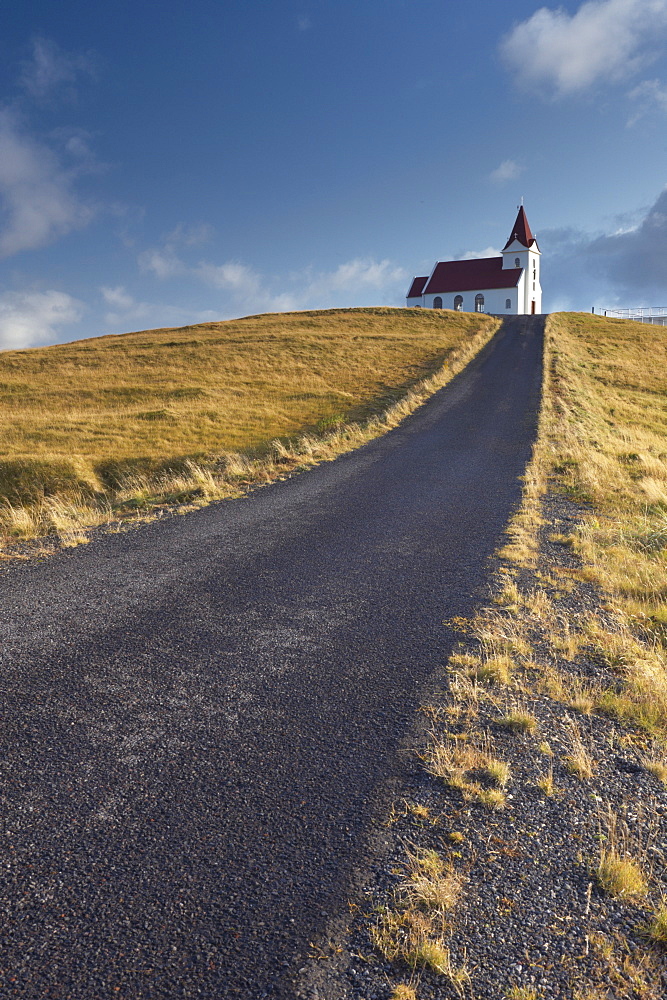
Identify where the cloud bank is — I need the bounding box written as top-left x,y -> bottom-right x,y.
501,0 -> 667,97
540,186 -> 667,309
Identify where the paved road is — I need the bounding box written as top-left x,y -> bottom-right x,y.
0,316 -> 543,998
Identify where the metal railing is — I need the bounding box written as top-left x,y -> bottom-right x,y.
601,306 -> 667,325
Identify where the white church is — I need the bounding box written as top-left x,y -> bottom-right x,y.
406,206 -> 542,315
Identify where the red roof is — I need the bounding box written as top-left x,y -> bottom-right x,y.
422,256 -> 521,295
407,275 -> 428,298
502,206 -> 537,250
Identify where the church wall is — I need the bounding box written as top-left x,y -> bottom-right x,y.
412,286 -> 521,314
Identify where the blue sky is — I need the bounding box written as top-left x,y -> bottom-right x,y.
1,0 -> 667,348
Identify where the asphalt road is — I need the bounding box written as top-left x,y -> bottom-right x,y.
0,315 -> 544,998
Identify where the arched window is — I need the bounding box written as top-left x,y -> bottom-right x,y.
505,299 -> 511,310
515,257 -> 521,268
475,293 -> 485,313
433,296 -> 443,309
453,295 -> 463,311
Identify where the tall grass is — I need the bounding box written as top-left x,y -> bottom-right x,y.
0,307 -> 500,547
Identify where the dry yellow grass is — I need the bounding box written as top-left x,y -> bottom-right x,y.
371,848 -> 468,990
543,313 -> 667,735
0,307 -> 499,545
420,731 -> 510,808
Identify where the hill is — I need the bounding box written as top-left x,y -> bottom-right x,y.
0,307 -> 499,547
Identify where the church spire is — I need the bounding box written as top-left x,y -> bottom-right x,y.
502,206 -> 537,250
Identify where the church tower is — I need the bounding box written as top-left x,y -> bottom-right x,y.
501,206 -> 542,314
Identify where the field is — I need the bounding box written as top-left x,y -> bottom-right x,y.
0,306 -> 499,545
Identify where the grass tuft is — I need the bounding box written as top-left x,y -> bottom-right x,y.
596,806 -> 649,900
391,986 -> 418,1000
644,902 -> 667,946
496,710 -> 537,734
536,766 -> 557,797
597,852 -> 648,900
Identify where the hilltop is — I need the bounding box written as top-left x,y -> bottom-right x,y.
0,307 -> 499,548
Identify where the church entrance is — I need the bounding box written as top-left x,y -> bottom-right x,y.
531,300 -> 536,314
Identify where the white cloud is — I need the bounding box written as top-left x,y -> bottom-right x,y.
460,246 -> 502,260
490,159 -> 523,184
138,246 -> 185,280
19,37 -> 95,101
297,15 -> 312,31
165,222 -> 213,247
0,109 -> 95,258
138,224 -> 215,279
536,188 -> 667,309
101,285 -> 135,310
308,257 -> 406,294
0,289 -> 83,349
628,77 -> 667,121
197,260 -> 262,294
500,0 -> 667,97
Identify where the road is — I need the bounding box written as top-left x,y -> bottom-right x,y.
0,315 -> 543,998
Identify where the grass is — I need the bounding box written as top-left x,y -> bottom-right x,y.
536,765 -> 557,797
596,807 -> 649,901
542,313 -> 667,737
562,724 -> 596,779
644,902 -> 667,946
0,307 -> 500,548
467,653 -> 513,686
420,732 -> 510,809
496,710 -> 537,734
641,755 -> 667,786
391,986 -> 418,1000
597,851 -> 648,900
371,849 -> 468,991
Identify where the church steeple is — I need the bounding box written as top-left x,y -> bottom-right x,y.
503,206 -> 538,250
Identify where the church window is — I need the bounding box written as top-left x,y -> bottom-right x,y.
433,296 -> 442,309
453,295 -> 463,311
475,293 -> 485,312
515,257 -> 521,267
505,299 -> 511,309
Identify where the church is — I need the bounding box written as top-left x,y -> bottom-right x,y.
406,206 -> 542,315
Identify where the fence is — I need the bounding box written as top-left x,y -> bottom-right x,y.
600,306 -> 667,326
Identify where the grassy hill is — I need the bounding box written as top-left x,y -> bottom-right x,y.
0,307 -> 499,546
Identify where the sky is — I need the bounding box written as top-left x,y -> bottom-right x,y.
1,0 -> 667,349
